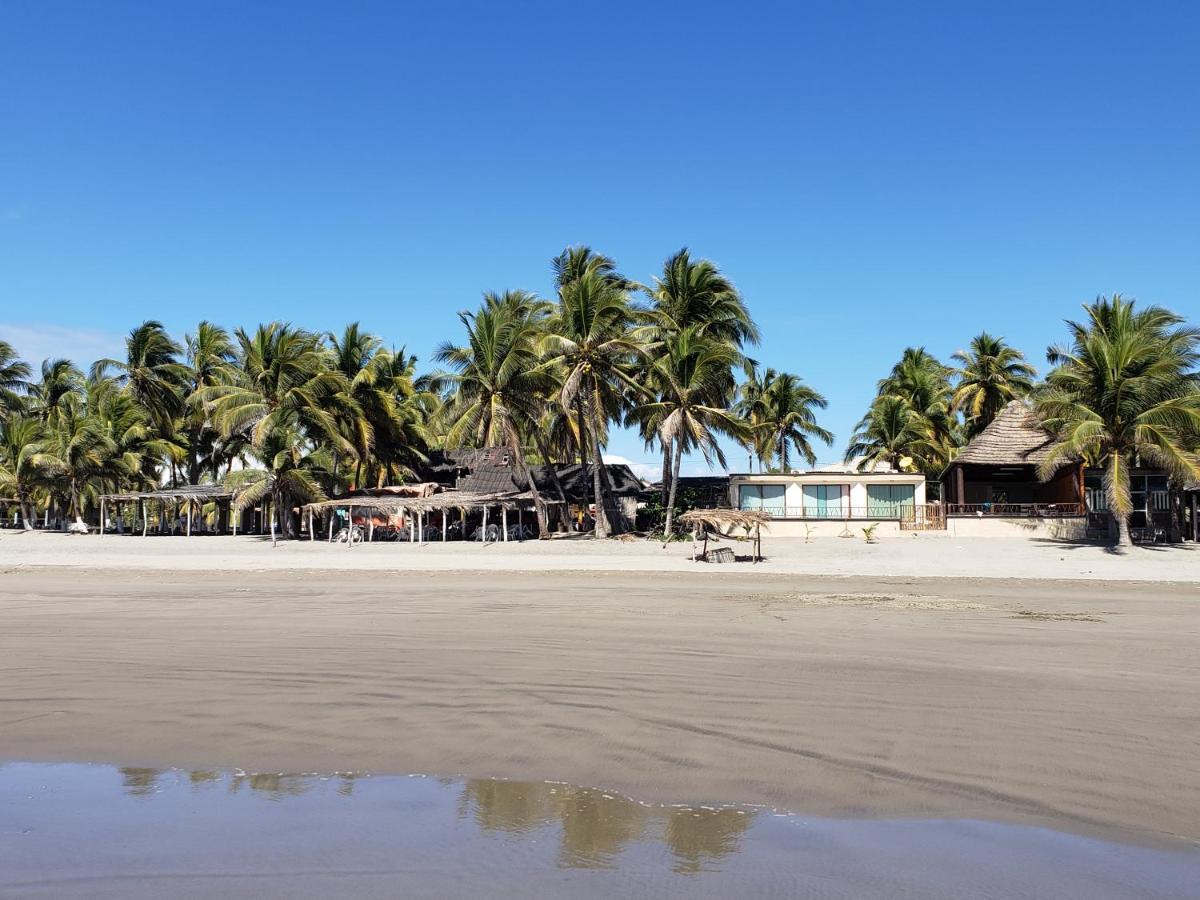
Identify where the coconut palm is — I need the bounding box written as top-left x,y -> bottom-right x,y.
751,370 -> 832,472
183,321 -> 236,483
31,400 -> 123,523
632,328 -> 752,535
435,291 -> 555,531
844,395 -> 928,473
0,415 -> 43,528
869,347 -> 959,471
27,358 -> 84,427
194,323 -> 349,536
1035,295 -> 1200,548
0,340 -> 32,419
952,333 -> 1036,437
94,321 -> 189,442
540,271 -> 644,537
229,422 -> 328,545
640,249 -> 757,500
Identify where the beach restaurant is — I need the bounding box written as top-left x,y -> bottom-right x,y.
728,464 -> 927,537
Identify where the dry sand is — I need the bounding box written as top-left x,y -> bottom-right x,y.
1,565 -> 1197,849
2,529 -> 1199,581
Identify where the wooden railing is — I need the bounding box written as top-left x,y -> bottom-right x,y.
946,502 -> 1086,518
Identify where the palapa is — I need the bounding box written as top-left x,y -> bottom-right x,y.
677,508 -> 771,563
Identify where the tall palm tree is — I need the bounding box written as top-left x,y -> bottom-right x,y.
435,291 -> 555,531
952,333 -> 1036,437
870,347 -> 958,471
540,271 -> 643,537
0,415 -> 43,528
229,422 -> 328,546
195,323 -> 349,536
183,321 -> 236,483
752,371 -> 833,472
28,358 -> 84,427
0,340 -> 32,419
633,328 -> 751,535
1035,295 -> 1200,548
94,321 -> 189,443
844,395 -> 927,473
640,249 -> 757,500
31,400 -> 122,523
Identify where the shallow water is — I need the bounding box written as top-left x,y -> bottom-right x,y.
1,763 -> 1196,898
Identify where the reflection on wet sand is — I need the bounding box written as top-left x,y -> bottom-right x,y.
117,767 -> 754,872
458,778 -> 754,871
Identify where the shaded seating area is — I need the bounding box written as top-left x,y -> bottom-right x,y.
98,485 -> 239,536
677,508 -> 770,563
300,490 -> 554,548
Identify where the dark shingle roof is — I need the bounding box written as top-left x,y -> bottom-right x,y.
954,400 -> 1057,466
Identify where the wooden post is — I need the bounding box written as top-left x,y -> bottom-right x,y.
955,465 -> 965,509
232,503 -> 238,537
409,510 -> 415,542
755,523 -> 761,563
346,505 -> 353,550
141,500 -> 147,536
368,515 -> 375,543
186,500 -> 192,537
418,512 -> 424,543
442,510 -> 447,542
269,501 -> 276,547
99,498 -> 105,537
327,513 -> 334,542
310,509 -> 315,542
482,506 -> 488,543
517,507 -> 523,541
502,507 -> 508,542
691,527 -> 697,561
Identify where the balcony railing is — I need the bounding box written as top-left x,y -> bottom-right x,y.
738,505 -> 915,521
946,502 -> 1086,518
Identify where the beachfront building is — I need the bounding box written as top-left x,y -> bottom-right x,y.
941,400 -> 1189,542
729,463 -> 927,537
940,400 -> 1088,539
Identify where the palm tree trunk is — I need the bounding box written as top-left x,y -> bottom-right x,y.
511,441 -> 548,536
663,439 -> 683,537
585,387 -> 609,539
532,433 -> 568,532
575,395 -> 590,515
1115,513 -> 1132,549
660,437 -> 672,505
19,493 -> 33,531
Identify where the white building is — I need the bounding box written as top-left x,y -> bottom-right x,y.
728,462 -> 927,537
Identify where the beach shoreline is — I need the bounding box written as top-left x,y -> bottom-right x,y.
2,565 -> 1197,849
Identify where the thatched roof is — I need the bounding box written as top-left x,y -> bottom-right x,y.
952,400 -> 1058,467
101,484 -> 236,502
301,489 -> 556,515
678,508 -> 771,532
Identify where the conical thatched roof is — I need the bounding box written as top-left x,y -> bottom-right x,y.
954,400 -> 1057,466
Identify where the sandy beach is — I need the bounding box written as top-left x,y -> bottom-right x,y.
2,560 -> 1197,850
2,529 -> 1198,581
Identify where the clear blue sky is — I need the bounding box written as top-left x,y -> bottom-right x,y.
2,1 -> 1197,475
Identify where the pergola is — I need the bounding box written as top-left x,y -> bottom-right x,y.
98,485 -> 239,536
300,490 -> 556,548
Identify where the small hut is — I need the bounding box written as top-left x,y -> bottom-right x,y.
677,509 -> 771,563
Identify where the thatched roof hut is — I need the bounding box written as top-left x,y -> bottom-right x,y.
952,400 -> 1057,466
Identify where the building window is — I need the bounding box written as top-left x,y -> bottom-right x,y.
738,484 -> 786,515
866,484 -> 915,518
802,484 -> 846,518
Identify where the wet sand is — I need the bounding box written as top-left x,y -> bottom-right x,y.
4,763 -> 1198,899
1,567 -> 1198,849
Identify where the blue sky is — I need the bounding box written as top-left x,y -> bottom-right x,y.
2,1 -> 1197,475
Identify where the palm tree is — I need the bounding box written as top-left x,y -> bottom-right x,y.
633,328 -> 751,535
640,249 -> 757,500
27,358 -> 84,427
195,323 -> 349,536
844,396 -> 927,473
952,333 -> 1036,437
31,400 -> 122,524
752,371 -> 833,472
1035,295 -> 1200,548
869,347 -> 959,472
540,271 -> 643,537
435,291 -> 555,531
0,415 -> 43,528
229,422 -> 328,546
183,321 -> 236,483
0,340 -> 32,419
94,321 -> 189,444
